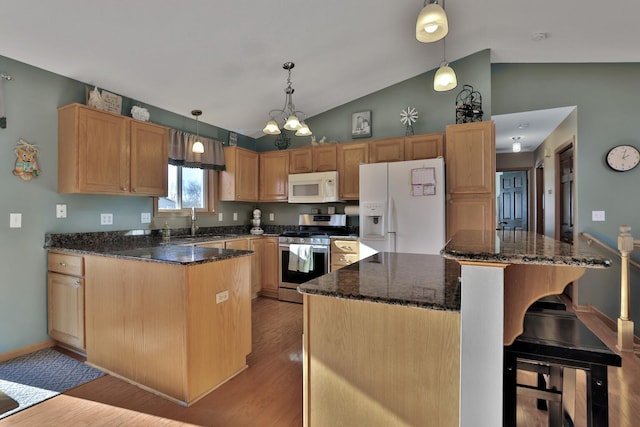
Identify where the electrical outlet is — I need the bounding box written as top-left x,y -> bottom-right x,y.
141,212 -> 151,223
9,213 -> 22,228
233,212 -> 238,221
218,212 -> 224,221
216,290 -> 229,304
269,213 -> 275,221
100,213 -> 113,225
56,204 -> 67,218
592,210 -> 606,222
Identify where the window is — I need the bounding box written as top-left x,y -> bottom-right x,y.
157,165 -> 217,214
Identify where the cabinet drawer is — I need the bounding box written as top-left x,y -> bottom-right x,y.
48,252 -> 84,276
331,253 -> 359,267
331,239 -> 359,254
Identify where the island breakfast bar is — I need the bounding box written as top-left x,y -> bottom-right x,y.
298,231 -> 610,427
441,230 -> 611,426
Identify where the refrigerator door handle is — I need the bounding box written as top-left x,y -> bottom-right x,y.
388,231 -> 397,252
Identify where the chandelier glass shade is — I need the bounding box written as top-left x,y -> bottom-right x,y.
263,62 -> 312,137
416,0 -> 449,43
191,109 -> 204,153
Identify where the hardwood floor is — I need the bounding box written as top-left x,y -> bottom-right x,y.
1,297 -> 638,426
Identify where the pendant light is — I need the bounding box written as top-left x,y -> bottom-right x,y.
416,0 -> 449,43
433,38 -> 457,92
191,110 -> 204,154
512,137 -> 522,153
263,62 -> 312,137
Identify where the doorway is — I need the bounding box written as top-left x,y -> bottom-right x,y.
556,140 -> 575,244
497,170 -> 529,231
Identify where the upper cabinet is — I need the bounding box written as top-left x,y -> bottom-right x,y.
289,147 -> 313,174
289,145 -> 338,173
369,137 -> 405,163
58,103 -> 168,196
259,150 -> 289,201
405,133 -> 444,160
337,141 -> 369,200
219,146 -> 259,201
444,121 -> 495,240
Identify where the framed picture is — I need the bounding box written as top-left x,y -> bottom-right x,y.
228,131 -> 238,146
351,110 -> 372,138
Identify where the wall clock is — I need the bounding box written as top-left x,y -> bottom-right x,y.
606,144 -> 640,172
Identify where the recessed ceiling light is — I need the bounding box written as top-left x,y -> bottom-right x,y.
531,32 -> 548,41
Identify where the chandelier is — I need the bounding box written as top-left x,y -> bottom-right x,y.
262,62 -> 312,137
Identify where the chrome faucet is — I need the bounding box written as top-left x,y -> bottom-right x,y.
190,207 -> 199,236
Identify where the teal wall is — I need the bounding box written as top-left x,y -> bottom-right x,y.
492,63 -> 640,327
2,50 -> 639,354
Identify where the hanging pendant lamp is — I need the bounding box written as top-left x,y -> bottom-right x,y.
416,0 -> 449,43
191,110 -> 205,154
433,38 -> 457,92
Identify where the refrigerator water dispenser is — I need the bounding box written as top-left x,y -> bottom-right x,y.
361,202 -> 385,239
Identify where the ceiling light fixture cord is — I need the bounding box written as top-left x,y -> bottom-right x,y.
191,109 -> 204,154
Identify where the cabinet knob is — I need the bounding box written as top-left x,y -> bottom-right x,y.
59,262 -> 67,267
121,186 -> 128,191
73,280 -> 81,288
132,188 -> 137,192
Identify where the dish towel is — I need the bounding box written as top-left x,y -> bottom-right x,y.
288,244 -> 314,273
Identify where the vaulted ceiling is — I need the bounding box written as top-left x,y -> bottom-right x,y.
1,0 -> 637,150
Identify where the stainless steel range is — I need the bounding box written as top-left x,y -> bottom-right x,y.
278,214 -> 347,303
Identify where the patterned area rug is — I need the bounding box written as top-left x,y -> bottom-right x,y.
0,348 -> 104,419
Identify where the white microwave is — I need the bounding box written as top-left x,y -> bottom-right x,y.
288,171 -> 340,203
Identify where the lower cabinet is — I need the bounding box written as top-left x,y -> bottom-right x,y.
251,237 -> 279,298
47,251 -> 85,351
330,238 -> 360,272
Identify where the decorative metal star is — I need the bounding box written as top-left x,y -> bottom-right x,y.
400,107 -> 418,125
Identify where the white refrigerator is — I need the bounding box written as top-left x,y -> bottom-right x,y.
359,158 -> 445,255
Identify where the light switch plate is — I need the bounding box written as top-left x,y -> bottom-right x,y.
216,290 -> 229,304
269,213 -> 275,221
56,204 -> 67,218
141,212 -> 151,223
592,210 -> 605,221
218,212 -> 224,221
100,213 -> 113,225
9,213 -> 22,228
233,212 -> 238,221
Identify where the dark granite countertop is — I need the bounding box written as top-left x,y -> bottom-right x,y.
44,230 -> 257,265
298,252 -> 461,311
441,230 -> 611,268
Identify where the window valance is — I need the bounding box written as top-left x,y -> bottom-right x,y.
168,129 -> 225,170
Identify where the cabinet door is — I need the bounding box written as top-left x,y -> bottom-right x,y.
130,121 -> 168,196
48,272 -> 84,350
446,195 -> 495,240
337,142 -> 369,200
219,147 -> 259,201
249,239 -> 264,295
445,121 -> 495,195
226,238 -> 250,250
196,241 -> 225,249
313,145 -> 338,171
369,137 -> 405,163
405,133 -> 444,160
77,106 -> 130,193
260,151 -> 289,201
261,237 -> 279,297
289,147 -> 313,174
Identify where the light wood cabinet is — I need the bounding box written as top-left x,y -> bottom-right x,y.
445,121 -> 495,240
225,238 -> 250,250
84,254 -> 251,405
259,151 -> 289,201
313,145 -> 338,171
47,251 -> 85,350
405,133 -> 444,160
251,237 -> 279,298
369,137 -> 405,163
337,142 -> 369,200
219,146 -> 259,201
289,147 -> 313,174
330,238 -> 359,272
57,103 -> 168,196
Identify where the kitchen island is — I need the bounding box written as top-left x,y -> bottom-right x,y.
46,235 -> 253,406
298,231 -> 610,427
299,252 -> 462,427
